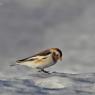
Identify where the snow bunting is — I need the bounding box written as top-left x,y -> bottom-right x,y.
14,48 -> 62,73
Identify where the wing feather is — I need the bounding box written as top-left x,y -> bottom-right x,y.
32,49 -> 51,57
16,57 -> 37,63
16,49 -> 51,63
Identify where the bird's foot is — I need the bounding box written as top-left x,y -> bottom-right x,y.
39,69 -> 50,74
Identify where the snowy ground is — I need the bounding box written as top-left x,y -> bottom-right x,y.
0,65 -> 95,95
0,0 -> 95,95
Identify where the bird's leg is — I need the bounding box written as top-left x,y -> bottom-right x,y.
42,69 -> 50,73
39,69 -> 50,74
37,67 -> 50,74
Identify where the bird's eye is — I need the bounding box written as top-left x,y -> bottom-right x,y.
56,54 -> 58,56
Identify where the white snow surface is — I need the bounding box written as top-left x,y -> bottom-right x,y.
0,64 -> 95,95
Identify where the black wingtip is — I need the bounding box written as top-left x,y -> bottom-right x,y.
16,60 -> 21,63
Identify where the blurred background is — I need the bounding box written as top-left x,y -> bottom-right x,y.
0,0 -> 95,73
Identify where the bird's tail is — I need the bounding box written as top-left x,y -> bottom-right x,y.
10,61 -> 20,66
10,63 -> 18,66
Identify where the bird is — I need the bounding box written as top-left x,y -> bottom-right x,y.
11,48 -> 63,73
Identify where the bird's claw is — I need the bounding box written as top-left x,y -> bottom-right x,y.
39,69 -> 50,74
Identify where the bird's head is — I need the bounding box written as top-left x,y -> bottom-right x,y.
50,48 -> 63,62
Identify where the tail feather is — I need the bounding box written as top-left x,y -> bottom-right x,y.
10,60 -> 20,66
10,63 -> 17,66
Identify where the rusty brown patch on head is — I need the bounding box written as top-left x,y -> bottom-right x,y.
52,52 -> 58,62
50,48 -> 62,59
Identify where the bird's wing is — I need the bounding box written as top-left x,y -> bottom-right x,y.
32,49 -> 51,57
16,56 -> 48,63
16,57 -> 37,63
16,49 -> 51,63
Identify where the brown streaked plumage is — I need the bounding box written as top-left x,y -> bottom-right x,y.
16,49 -> 51,63
14,48 -> 62,73
50,48 -> 62,62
